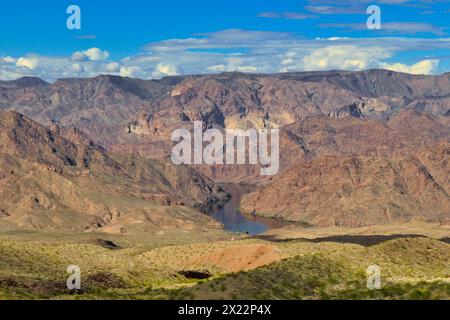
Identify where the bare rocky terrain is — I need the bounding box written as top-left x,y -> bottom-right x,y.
0,69 -> 449,228
0,110 -> 229,232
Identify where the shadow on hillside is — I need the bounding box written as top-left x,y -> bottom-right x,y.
252,234 -> 446,247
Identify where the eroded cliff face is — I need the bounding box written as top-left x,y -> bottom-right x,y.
238,108 -> 450,227
240,145 -> 450,227
1,70 -> 449,228
0,110 -> 229,232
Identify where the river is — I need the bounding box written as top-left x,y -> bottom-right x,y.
210,192 -> 268,236
210,185 -> 291,236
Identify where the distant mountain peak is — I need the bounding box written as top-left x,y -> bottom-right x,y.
0,76 -> 48,88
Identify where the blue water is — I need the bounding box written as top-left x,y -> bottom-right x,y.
210,193 -> 268,236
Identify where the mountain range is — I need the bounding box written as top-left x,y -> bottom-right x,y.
0,69 -> 449,229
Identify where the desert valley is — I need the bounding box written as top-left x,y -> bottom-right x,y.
0,69 -> 448,299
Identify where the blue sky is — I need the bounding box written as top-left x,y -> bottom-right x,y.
1,0 -> 450,81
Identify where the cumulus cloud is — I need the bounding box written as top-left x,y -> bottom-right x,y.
83,48 -> 110,61
69,63 -> 84,74
120,66 -> 141,78
16,57 -> 39,70
0,50 -> 117,81
0,30 -> 449,81
299,45 -> 390,71
71,48 -> 110,62
155,63 -> 178,76
70,51 -> 87,62
381,59 -> 439,75
105,62 -> 120,72
2,56 -> 17,64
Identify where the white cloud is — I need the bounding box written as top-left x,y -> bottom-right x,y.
71,48 -> 110,62
2,56 -> 17,64
300,45 -> 390,71
16,57 -> 39,69
205,58 -> 259,74
155,63 -> 178,76
69,63 -> 84,74
381,59 -> 439,75
70,51 -> 87,62
105,62 -> 120,72
83,48 -> 110,61
120,66 -> 141,77
206,64 -> 227,72
1,30 -> 450,81
236,66 -> 259,72
1,51 -> 116,81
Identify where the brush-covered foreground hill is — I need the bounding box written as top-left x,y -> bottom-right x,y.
176,237 -> 450,300
0,111 -> 229,232
1,234 -> 447,300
